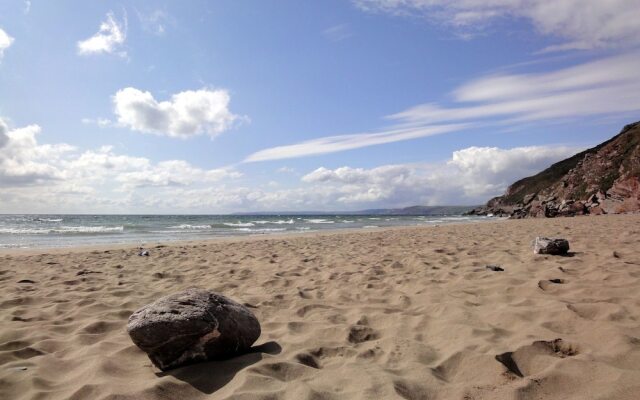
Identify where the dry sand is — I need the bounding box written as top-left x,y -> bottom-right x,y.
1,214 -> 640,400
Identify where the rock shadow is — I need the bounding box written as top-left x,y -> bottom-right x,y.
156,341 -> 282,394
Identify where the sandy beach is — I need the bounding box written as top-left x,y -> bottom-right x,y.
1,214 -> 640,400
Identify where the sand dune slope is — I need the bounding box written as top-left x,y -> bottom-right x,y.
1,214 -> 640,399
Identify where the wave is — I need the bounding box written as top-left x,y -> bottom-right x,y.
362,225 -> 379,228
223,222 -> 255,227
0,226 -> 124,235
36,218 -> 63,222
168,224 -> 212,230
304,219 -> 335,224
233,228 -> 287,233
251,219 -> 295,225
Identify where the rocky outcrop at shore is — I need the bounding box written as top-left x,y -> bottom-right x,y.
468,121 -> 640,218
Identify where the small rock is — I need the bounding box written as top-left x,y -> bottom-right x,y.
17,279 -> 36,284
486,265 -> 504,272
533,237 -> 570,255
127,288 -> 261,371
138,250 -> 150,257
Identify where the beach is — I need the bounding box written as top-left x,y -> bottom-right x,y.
1,214 -> 640,400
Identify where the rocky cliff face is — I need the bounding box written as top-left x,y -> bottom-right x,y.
469,121 -> 640,218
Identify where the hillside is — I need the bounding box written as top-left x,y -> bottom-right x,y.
469,121 -> 640,218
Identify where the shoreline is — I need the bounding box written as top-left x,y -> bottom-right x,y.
0,216 -> 499,254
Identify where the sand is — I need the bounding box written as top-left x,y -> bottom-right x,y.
1,214 -> 640,400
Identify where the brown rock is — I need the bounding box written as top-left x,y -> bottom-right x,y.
127,288 -> 261,371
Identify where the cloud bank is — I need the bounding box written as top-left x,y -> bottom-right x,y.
0,116 -> 581,212
301,145 -> 580,206
0,118 -> 241,212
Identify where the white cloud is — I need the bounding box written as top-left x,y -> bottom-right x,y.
0,116 -> 584,212
0,118 -> 243,212
61,145 -> 241,190
0,119 -> 8,148
353,0 -> 640,51
150,144 -> 579,212
0,120 -> 74,186
388,52 -> 640,124
77,11 -> 127,56
113,87 -> 242,138
300,144 -> 580,206
244,124 -> 465,162
445,145 -> 581,197
115,160 -> 242,189
0,28 -> 14,61
245,52 -> 640,162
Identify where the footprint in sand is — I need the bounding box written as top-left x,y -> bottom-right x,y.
295,352 -> 321,369
393,379 -> 434,400
250,361 -> 315,382
495,338 -> 578,377
294,345 -> 358,370
538,278 -> 566,290
348,325 -> 379,344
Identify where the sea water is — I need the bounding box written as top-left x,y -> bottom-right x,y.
0,214 -> 490,249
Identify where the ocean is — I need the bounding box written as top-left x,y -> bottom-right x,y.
0,214 -> 490,249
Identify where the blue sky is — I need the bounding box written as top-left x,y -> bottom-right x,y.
1,0 -> 639,213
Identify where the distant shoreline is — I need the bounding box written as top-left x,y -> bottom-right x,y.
0,215 -> 498,253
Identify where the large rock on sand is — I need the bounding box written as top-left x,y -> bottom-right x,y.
127,288 -> 261,371
533,237 -> 570,255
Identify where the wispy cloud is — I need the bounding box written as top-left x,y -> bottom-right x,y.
81,118 -> 112,128
77,11 -> 127,57
353,0 -> 640,52
137,9 -> 172,36
244,124 -> 466,162
322,24 -> 353,42
388,52 -> 640,125
245,52 -> 640,162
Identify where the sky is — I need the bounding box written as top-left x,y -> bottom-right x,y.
1,0 -> 639,214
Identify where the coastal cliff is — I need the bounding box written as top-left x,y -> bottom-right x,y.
469,121 -> 640,218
